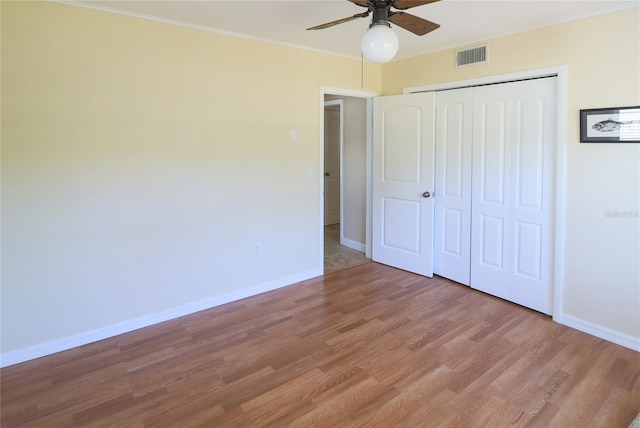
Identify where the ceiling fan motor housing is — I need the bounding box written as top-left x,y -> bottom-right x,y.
370,1 -> 392,26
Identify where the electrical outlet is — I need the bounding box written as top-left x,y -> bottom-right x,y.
254,243 -> 261,255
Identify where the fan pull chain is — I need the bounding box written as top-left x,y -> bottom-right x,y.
361,52 -> 364,89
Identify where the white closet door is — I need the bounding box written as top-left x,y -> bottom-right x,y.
372,93 -> 436,277
434,88 -> 473,285
470,78 -> 556,314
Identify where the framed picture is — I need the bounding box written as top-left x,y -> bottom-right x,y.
580,106 -> 640,143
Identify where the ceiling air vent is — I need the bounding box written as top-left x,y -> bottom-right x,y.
455,45 -> 488,67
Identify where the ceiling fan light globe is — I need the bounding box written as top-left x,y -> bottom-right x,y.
361,24 -> 398,63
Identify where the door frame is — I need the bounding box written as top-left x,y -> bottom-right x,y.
319,86 -> 379,272
402,65 -> 567,319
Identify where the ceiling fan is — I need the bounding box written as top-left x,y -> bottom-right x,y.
307,0 -> 441,63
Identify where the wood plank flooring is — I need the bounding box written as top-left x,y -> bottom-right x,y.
2,262 -> 639,427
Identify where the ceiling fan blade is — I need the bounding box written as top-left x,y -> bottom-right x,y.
392,0 -> 441,10
388,11 -> 440,36
307,12 -> 370,30
348,0 -> 374,8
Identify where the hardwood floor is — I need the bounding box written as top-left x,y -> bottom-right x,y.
2,262 -> 639,427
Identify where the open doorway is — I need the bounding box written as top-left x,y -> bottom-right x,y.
323,95 -> 369,272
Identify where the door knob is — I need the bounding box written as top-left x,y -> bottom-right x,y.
422,191 -> 431,198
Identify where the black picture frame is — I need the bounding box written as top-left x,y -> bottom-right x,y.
580,106 -> 640,143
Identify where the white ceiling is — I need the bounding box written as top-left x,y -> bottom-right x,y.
67,0 -> 639,61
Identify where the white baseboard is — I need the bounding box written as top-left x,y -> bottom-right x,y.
0,268 -> 322,368
554,313 -> 640,352
340,237 -> 366,253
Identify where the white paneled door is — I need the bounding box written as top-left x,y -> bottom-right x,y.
432,77 -> 556,314
434,88 -> 473,285
372,93 -> 436,277
471,78 -> 556,315
374,78 -> 556,313
324,103 -> 341,226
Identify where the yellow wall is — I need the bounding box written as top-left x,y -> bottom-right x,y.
1,1 -> 380,355
2,1 -> 638,360
384,7 -> 640,340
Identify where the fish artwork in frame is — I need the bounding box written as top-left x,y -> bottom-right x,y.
580,106 -> 640,143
